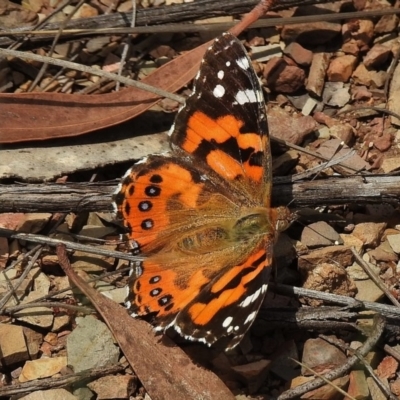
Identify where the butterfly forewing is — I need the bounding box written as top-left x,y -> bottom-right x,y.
170,34 -> 272,200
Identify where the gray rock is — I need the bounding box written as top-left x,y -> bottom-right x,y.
67,315 -> 120,373
301,221 -> 342,248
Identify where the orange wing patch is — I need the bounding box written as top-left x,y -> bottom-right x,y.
187,247 -> 268,326
181,111 -> 264,183
129,261 -> 210,319
115,158 -> 205,249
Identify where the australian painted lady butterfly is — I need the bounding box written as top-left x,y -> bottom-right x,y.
113,32 -> 290,350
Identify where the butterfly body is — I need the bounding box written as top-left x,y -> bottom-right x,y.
113,33 -> 290,349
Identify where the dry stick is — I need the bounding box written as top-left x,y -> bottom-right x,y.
337,105 -> 400,121
7,0 -> 74,50
3,245 -> 42,272
289,147 -> 356,183
0,364 -> 125,397
28,0 -> 87,92
0,81 -> 13,92
4,301 -> 93,315
351,247 -> 400,308
292,359 -> 356,400
0,47 -> 184,104
321,334 -> 398,400
79,76 -> 116,94
384,344 -> 400,363
116,0 -> 137,91
272,138 -> 362,175
3,175 -> 400,213
384,45 -> 400,101
4,266 -> 131,314
0,212 -> 71,311
278,314 -> 386,399
0,228 -> 141,262
273,284 -> 400,319
356,354 -> 398,400
0,247 -> 42,312
41,51 -> 82,93
2,5 -> 399,40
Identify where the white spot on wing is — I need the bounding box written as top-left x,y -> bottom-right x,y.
240,295 -> 252,308
261,284 -> 268,294
226,61 -> 231,67
244,311 -> 257,325
222,316 -> 233,328
236,57 -> 250,70
167,122 -> 176,136
253,287 -> 261,302
213,84 -> 225,98
217,70 -> 224,79
240,287 -> 264,308
235,89 -> 258,105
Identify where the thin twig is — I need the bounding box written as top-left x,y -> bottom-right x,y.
290,147 -> 356,182
336,105 -> 400,121
116,0 -> 136,91
384,44 -> 400,101
278,315 -> 386,399
271,138 -> 362,175
321,335 -> 398,400
5,301 -> 94,315
384,344 -> 400,363
272,284 -> 400,319
8,0 -> 74,50
21,266 -> 131,305
0,364 -> 125,396
0,248 -> 42,311
351,247 -> 400,308
41,51 -> 82,93
0,47 -> 185,104
28,0 -> 86,92
0,228 -> 142,262
291,358 -> 356,400
2,8 -> 399,39
354,353 -> 397,400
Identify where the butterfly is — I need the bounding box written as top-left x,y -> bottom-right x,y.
113,32 -> 291,350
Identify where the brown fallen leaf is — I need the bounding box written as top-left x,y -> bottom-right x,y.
56,244 -> 234,400
0,40 -> 211,144
0,0 -> 279,144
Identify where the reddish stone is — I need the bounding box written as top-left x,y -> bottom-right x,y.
374,133 -> 393,152
263,57 -> 305,93
327,55 -> 357,82
283,42 -> 313,66
364,44 -> 391,69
